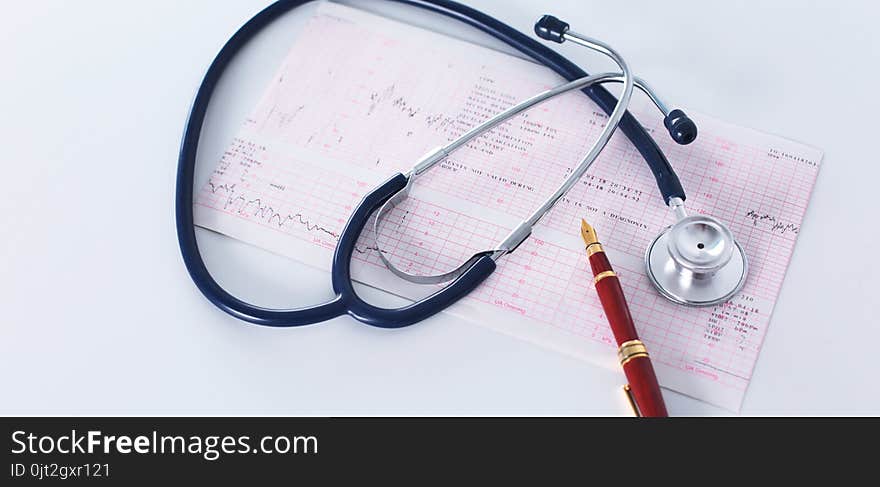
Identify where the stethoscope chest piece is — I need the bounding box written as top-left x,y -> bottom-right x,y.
645,208 -> 748,307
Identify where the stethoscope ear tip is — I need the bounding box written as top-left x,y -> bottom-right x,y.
534,15 -> 569,43
664,109 -> 698,145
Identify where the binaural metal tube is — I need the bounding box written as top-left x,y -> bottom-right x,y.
599,76 -> 670,117
495,29 -> 635,253
383,24 -> 686,283
383,69 -> 672,282
411,72 -> 614,177
410,73 -> 673,177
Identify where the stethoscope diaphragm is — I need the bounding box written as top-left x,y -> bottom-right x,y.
645,213 -> 748,307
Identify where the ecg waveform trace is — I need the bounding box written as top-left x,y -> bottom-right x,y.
193,3 -> 823,411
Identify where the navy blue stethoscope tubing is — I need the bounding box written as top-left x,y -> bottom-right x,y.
176,0 -> 685,328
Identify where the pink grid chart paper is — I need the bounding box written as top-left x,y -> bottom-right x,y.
193,2 -> 823,411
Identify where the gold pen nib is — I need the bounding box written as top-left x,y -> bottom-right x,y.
580,219 -> 599,247
581,219 -> 604,255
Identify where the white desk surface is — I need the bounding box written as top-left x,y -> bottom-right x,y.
2,0 -> 878,416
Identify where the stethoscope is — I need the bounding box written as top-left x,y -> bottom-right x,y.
176,0 -> 748,329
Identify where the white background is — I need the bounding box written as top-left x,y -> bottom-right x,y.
1,0 -> 878,415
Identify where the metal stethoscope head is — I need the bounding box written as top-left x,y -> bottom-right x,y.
646,198 -> 748,306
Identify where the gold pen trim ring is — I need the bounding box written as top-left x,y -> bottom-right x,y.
594,270 -> 616,284
586,242 -> 604,256
618,339 -> 649,366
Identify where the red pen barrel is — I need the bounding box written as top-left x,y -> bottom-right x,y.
622,354 -> 667,417
590,252 -> 639,340
589,250 -> 669,417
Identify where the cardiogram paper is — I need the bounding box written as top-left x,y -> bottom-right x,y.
193,2 -> 823,411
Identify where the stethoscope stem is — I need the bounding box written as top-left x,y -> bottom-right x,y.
669,196 -> 688,220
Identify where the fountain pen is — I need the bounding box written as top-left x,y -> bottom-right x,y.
580,219 -> 668,417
